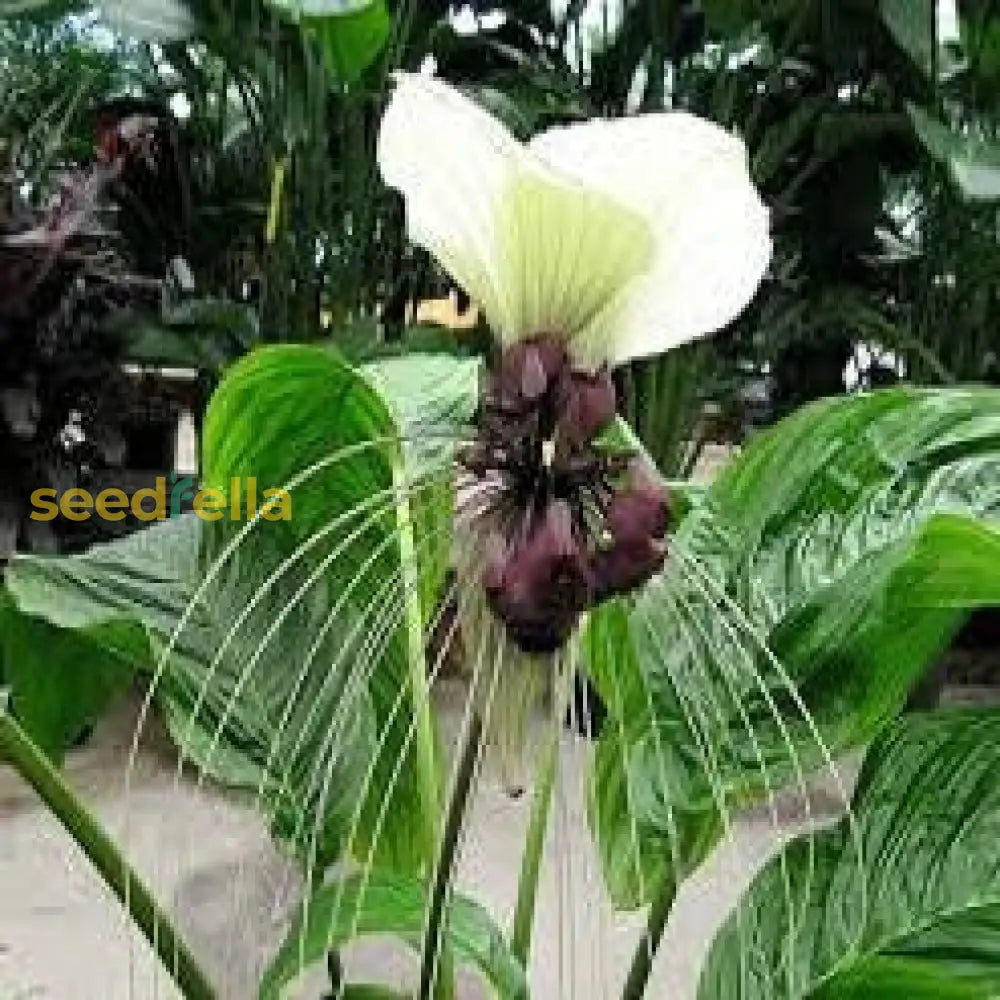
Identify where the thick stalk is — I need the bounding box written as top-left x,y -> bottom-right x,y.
510,723 -> 558,965
0,695 -> 215,1000
621,875 -> 678,1000
418,711 -> 483,1000
393,458 -> 453,999
510,645 -> 575,965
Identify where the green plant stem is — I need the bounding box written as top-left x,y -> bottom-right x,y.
621,875 -> 678,1000
510,723 -> 558,965
418,711 -> 484,1000
392,457 -> 453,1000
0,696 -> 216,1000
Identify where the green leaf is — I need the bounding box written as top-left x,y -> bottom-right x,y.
881,0 -> 935,74
100,0 -> 197,41
5,516 -> 378,860
586,387 -> 1000,908
361,352 -> 480,627
0,591 -> 137,760
700,710 -> 1000,998
339,987 -> 409,1000
259,871 -> 528,1000
908,104 -> 1000,201
204,344 -> 434,874
267,0 -> 390,82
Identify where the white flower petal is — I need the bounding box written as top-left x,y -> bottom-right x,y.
378,73 -> 518,332
531,113 -> 772,365
378,75 -> 654,362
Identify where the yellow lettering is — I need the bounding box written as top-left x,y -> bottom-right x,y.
194,488 -> 226,522
132,477 -> 167,522
60,488 -> 93,522
29,488 -> 59,522
95,488 -> 129,522
261,489 -> 292,522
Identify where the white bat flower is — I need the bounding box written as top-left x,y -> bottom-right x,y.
378,72 -> 771,370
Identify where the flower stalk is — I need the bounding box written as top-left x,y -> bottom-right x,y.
621,874 -> 678,1000
511,644 -> 575,964
392,454 -> 454,999
0,692 -> 216,1000
510,712 -> 558,964
418,710 -> 483,1000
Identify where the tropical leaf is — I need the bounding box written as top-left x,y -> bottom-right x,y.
5,347 -> 480,878
260,871 -> 528,1000
585,387 -> 1000,908
4,515 -> 379,860
908,104 -> 1000,201
700,709 -> 1000,998
266,0 -> 391,82
880,0 -> 935,74
0,590 -> 138,760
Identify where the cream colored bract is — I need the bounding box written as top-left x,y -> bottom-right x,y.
378,73 -> 771,368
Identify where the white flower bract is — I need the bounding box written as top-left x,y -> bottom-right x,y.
378,73 -> 771,368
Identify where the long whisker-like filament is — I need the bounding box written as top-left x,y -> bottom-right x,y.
664,568 -> 804,986
626,586 -> 741,996
316,592 -> 492,999
176,471 -> 449,790
670,543 -> 864,916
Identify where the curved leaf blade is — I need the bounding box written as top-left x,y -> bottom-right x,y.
259,871 -> 528,1000
700,710 -> 1000,998
586,388 -> 1000,909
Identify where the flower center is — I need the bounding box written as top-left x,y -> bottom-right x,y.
458,335 -> 671,654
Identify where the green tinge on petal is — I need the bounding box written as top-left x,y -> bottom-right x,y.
496,169 -> 655,368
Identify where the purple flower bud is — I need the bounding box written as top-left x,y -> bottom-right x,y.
591,536 -> 667,600
557,368 -> 617,446
483,501 -> 592,653
607,462 -> 670,540
496,337 -> 567,411
591,463 -> 670,599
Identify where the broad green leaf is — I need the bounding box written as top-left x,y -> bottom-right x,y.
203,346 -> 476,873
260,871 -> 528,1000
4,516 -> 376,859
360,352 -> 480,627
700,710 -> 1000,998
266,0 -> 390,82
204,344 -> 425,874
585,387 -> 1000,908
0,591 -> 137,760
908,104 -> 1000,201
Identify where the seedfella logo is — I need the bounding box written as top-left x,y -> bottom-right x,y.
30,476 -> 292,523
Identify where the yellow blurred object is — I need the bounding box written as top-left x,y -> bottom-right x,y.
265,158 -> 286,245
414,293 -> 480,330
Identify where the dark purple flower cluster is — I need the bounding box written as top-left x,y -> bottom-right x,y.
459,336 -> 670,654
